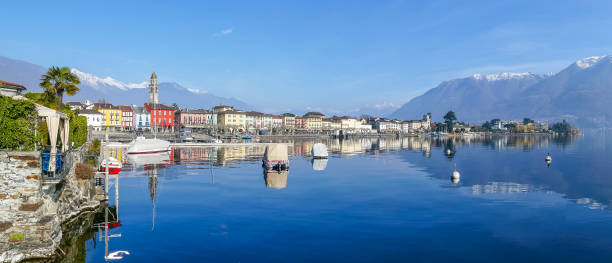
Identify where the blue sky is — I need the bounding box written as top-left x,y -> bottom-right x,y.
2,0 -> 612,113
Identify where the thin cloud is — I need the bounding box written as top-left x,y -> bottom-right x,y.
213,28 -> 234,37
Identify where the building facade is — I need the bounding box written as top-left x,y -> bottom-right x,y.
132,106 -> 150,131
176,109 -> 209,129
217,110 -> 246,130
303,112 -> 325,131
145,103 -> 174,132
119,106 -> 133,131
95,103 -> 122,132
78,109 -> 104,131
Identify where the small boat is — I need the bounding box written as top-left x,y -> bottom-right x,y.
311,143 -> 329,159
126,136 -> 170,154
263,144 -> 290,171
545,153 -> 552,162
101,157 -> 122,175
242,135 -> 252,140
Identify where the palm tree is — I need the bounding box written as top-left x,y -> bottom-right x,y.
40,66 -> 81,109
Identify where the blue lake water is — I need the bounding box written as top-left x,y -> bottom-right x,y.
82,132 -> 612,262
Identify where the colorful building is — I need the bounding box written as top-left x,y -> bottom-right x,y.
95,103 -> 122,132
132,106 -> 150,131
176,109 -> 209,129
304,112 -> 325,131
145,103 -> 174,132
119,106 -> 133,131
217,110 -> 246,130
295,117 -> 305,130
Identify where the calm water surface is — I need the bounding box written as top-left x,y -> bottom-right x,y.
81,132 -> 612,262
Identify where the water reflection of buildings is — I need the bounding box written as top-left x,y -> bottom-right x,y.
172,146 -> 265,167
471,182 -> 537,195
290,137 -> 432,157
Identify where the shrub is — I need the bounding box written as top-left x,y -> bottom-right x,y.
75,162 -> 95,179
87,139 -> 101,156
0,95 -> 38,150
70,115 -> 87,148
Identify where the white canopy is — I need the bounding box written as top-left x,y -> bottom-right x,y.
34,102 -> 69,172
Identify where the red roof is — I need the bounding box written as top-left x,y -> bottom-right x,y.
0,80 -> 26,90
119,106 -> 133,112
145,103 -> 173,110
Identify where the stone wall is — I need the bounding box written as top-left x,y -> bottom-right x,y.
0,149 -> 100,263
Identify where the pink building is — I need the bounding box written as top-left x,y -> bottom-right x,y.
175,109 -> 209,129
119,106 -> 133,131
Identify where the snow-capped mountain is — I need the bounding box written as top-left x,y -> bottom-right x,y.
70,68 -> 147,90
0,56 -> 252,110
390,71 -> 549,122
391,55 -> 612,127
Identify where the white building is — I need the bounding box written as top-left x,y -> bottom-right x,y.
78,109 -> 104,131
0,80 -> 26,97
132,106 -> 151,131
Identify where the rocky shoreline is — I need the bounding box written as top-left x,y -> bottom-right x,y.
0,148 -> 102,263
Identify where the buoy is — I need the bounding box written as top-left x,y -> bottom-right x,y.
451,177 -> 460,184
545,153 -> 552,162
451,163 -> 460,180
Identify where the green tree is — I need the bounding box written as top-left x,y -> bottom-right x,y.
482,121 -> 492,130
523,118 -> 534,125
40,66 -> 81,110
0,95 -> 38,150
551,120 -> 573,133
443,111 -> 457,132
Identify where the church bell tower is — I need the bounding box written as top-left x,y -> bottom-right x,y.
148,72 -> 159,104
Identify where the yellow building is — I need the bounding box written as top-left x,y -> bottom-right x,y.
304,112 -> 325,131
217,110 -> 246,130
95,103 -> 122,132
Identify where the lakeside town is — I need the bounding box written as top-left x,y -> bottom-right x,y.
62,72 -> 572,138
0,67 -> 579,262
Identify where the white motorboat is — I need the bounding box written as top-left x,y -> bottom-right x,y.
311,143 -> 328,159
126,136 -> 170,154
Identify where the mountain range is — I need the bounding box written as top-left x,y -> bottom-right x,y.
2,54 -> 612,127
0,56 -> 251,110
390,56 -> 612,127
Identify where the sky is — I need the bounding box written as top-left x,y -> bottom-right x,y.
2,0 -> 612,113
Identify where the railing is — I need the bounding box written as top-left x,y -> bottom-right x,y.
41,146 -> 84,182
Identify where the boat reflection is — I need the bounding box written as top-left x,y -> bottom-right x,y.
263,169 -> 289,189
127,152 -> 171,167
312,158 -> 328,171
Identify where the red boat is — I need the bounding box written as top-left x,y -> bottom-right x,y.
101,157 -> 122,175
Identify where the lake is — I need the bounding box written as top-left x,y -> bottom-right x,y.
74,132 -> 612,262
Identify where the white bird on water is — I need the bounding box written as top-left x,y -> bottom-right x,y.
451,163 -> 461,182
105,251 -> 130,260
545,153 -> 552,162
